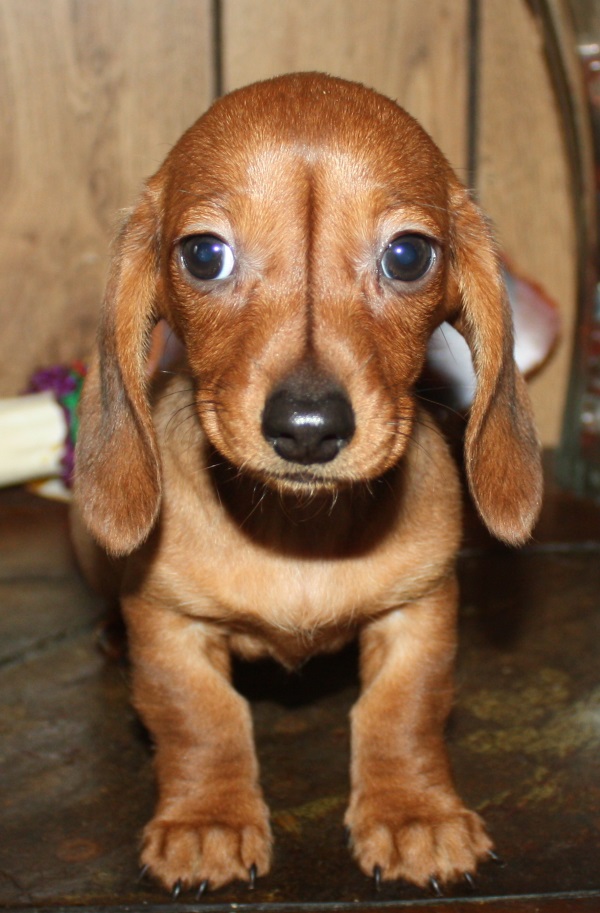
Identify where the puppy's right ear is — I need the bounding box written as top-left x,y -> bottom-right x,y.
75,181 -> 163,557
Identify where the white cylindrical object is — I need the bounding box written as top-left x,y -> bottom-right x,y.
0,391 -> 67,487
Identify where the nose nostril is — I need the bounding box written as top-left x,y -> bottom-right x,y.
262,388 -> 355,466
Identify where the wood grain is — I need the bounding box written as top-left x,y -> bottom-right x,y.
477,0 -> 579,444
0,0 -> 214,396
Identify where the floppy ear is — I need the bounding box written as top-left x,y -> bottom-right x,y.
75,182 -> 163,557
449,185 -> 542,545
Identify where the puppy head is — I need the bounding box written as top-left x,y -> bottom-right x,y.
75,73 -> 541,556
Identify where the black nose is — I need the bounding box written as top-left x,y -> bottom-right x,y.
262,381 -> 355,465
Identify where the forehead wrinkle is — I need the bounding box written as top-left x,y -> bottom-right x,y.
232,144 -> 315,349
172,149 -> 310,246
175,200 -> 233,238
380,192 -> 451,228
170,139 -> 301,213
304,164 -> 318,353
379,202 -> 447,238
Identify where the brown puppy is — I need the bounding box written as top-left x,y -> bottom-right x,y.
73,73 -> 542,894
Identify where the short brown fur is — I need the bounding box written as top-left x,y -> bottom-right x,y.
73,73 -> 542,893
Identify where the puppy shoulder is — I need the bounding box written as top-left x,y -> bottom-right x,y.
400,407 -> 463,538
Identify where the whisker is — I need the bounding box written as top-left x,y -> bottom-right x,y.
239,485 -> 269,528
415,392 -> 467,424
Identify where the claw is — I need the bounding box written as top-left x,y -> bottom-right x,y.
373,864 -> 383,892
429,876 -> 443,897
171,879 -> 183,900
248,863 -> 257,890
343,825 -> 352,847
464,871 -> 476,891
137,864 -> 150,883
196,879 -> 209,899
488,849 -> 506,867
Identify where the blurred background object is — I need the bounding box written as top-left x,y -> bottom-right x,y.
556,0 -> 600,497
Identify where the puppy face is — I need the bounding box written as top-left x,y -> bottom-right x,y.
157,78 -> 456,492
76,73 -> 541,556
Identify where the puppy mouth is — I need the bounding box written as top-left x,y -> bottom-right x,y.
266,467 -> 348,489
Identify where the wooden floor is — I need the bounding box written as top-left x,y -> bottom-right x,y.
1,457 -> 600,912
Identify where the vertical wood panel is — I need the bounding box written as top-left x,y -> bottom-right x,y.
0,0 -> 214,396
221,0 -> 469,173
477,0 -> 577,445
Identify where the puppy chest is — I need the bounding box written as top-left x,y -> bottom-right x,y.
156,459 -> 458,646
174,560 -> 373,666
189,555 -> 375,632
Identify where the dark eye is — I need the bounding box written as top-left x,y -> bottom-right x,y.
180,234 -> 235,281
380,234 -> 435,282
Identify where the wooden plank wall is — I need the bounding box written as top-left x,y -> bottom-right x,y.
478,0 -> 578,444
0,0 -> 582,445
0,0 -> 215,396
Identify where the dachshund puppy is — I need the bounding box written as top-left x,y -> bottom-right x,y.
73,72 -> 542,894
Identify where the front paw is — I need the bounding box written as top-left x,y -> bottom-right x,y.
345,791 -> 493,888
140,796 -> 272,893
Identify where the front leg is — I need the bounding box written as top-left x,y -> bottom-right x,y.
124,597 -> 272,893
345,575 -> 492,888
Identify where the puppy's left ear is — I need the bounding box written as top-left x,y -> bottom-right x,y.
448,185 -> 543,545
